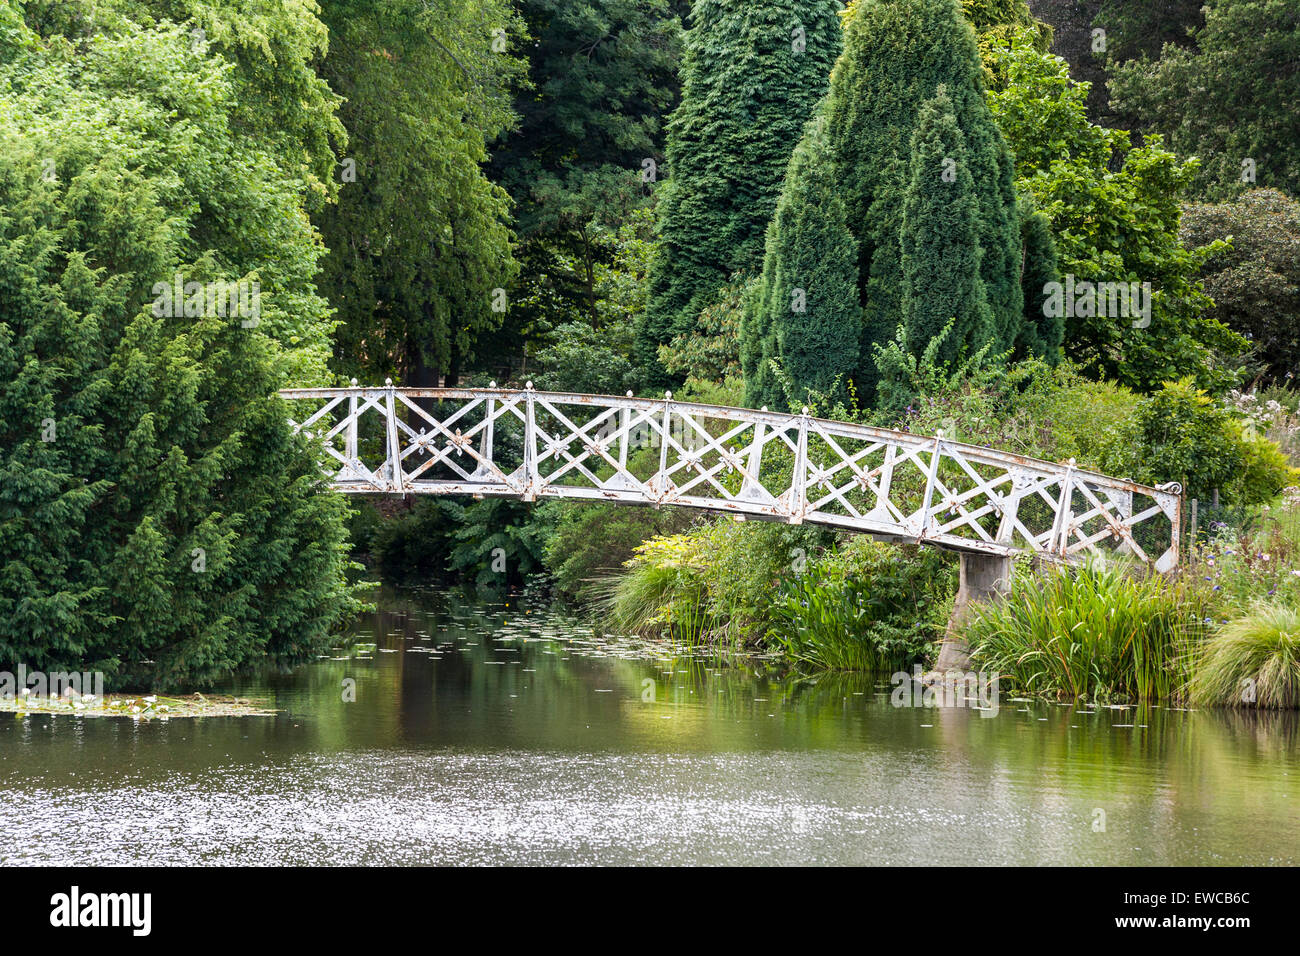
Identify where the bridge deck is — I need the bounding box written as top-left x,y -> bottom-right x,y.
279,384 -> 1182,571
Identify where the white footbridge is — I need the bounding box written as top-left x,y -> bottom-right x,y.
280,383 -> 1182,571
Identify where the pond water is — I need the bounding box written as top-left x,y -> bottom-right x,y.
3,582 -> 1296,866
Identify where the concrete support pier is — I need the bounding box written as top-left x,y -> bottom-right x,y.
936,552 -> 1012,672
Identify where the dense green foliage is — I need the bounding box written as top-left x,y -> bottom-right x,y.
1180,189 -> 1300,383
543,502 -> 691,602
87,0 -> 347,206
1094,0 -> 1203,61
771,540 -> 955,670
0,5 -> 361,687
5,0 -> 1300,699
638,0 -> 843,381
317,0 -> 525,385
988,33 -> 1246,392
604,520 -> 837,645
739,116 -> 860,410
1109,0 -> 1300,200
490,0 -> 683,371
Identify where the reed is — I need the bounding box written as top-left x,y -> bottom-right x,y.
966,561 -> 1206,701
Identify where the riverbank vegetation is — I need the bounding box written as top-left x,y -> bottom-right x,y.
4,0 -> 1300,704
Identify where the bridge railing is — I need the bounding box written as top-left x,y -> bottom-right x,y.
279,383 -> 1182,570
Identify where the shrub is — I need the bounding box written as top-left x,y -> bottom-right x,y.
1190,604 -> 1300,709
770,540 -> 955,671
368,499 -> 458,578
967,561 -> 1208,701
601,519 -> 838,648
543,501 -> 691,603
600,531 -> 714,644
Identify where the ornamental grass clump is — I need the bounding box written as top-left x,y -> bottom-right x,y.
966,561 -> 1206,702
598,533 -> 713,645
1189,603 -> 1300,709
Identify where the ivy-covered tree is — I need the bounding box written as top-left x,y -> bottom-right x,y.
637,0 -> 843,382
316,0 -> 526,386
821,0 -> 1024,400
0,9 -> 361,687
1108,0 -> 1300,200
740,117 -> 860,410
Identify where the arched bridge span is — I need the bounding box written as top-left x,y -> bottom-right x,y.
280,383 -> 1182,573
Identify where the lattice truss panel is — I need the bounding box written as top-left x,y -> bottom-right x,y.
280,385 -> 1182,570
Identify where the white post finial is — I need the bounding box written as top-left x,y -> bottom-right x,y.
802,406 -> 810,416
489,380 -> 496,388
384,377 -> 393,386
665,390 -> 672,400
626,390 -> 634,398
526,380 -> 534,389
349,377 -> 358,387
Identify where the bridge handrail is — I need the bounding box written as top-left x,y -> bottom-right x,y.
278,384 -> 1183,571
278,385 -> 1180,501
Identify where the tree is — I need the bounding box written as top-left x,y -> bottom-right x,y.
488,0 -> 683,365
1109,0 -> 1300,200
988,31 -> 1246,392
1181,189 -> 1300,384
638,0 -> 843,382
899,88 -> 995,366
315,0 -> 526,386
0,9 -> 361,687
44,0 -> 348,209
1094,0 -> 1203,61
960,0 -> 1051,86
740,116 -> 861,410
821,0 -> 1024,400
1015,196 -> 1064,359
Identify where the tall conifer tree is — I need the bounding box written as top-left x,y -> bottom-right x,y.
637,0 -> 843,382
823,0 -> 1022,399
899,88 -> 995,363
740,117 -> 860,409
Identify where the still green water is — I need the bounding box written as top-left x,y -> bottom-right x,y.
3,582 -> 1296,866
